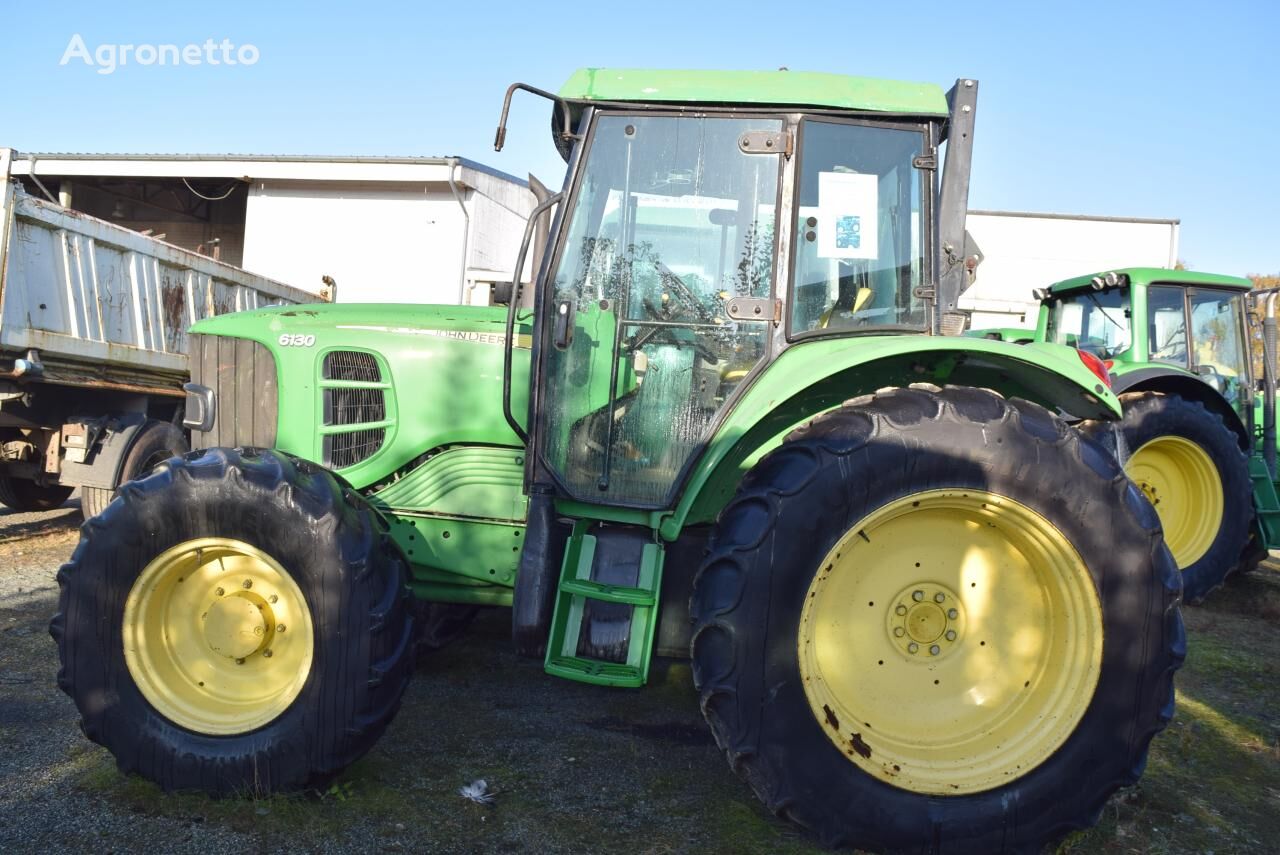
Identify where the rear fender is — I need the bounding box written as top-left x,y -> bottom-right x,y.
662,336 -> 1120,538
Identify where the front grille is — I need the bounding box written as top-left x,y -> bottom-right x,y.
322,350 -> 386,469
324,350 -> 381,382
325,387 -> 385,425
188,334 -> 278,448
324,429 -> 385,469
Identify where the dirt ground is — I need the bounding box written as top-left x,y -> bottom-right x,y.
0,498 -> 1276,854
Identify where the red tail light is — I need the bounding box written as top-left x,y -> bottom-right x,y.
1077,349 -> 1112,388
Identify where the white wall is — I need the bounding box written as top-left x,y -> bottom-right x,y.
241,171 -> 535,305
960,212 -> 1179,327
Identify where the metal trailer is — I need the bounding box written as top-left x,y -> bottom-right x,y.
0,148 -> 322,514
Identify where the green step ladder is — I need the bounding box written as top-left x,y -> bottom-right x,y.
1248,455 -> 1280,548
544,521 -> 665,687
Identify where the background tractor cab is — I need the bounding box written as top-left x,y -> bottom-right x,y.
979,267 -> 1280,601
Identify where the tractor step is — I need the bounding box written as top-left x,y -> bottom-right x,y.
544,520 -> 665,687
1248,455 -> 1280,548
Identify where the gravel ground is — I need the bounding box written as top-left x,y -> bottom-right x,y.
1,499 -> 1276,854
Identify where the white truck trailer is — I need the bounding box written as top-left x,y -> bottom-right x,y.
958,210 -> 1180,328
0,149 -> 320,515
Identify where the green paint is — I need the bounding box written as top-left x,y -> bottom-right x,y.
191,303 -> 531,491
559,68 -> 950,116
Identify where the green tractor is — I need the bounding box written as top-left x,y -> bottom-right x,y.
976,267 -> 1280,602
52,70 -> 1184,853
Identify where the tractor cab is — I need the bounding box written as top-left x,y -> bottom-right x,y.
1036,268 -> 1255,421
498,70 -> 970,509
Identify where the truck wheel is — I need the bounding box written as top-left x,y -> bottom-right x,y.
1083,391 -> 1252,603
0,474 -> 73,511
82,420 -> 189,518
50,447 -> 415,795
691,386 -> 1183,853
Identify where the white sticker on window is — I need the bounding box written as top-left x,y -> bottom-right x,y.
816,171 -> 878,261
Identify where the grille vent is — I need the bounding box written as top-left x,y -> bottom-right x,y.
324,350 -> 381,382
322,350 -> 386,469
324,429 -> 386,470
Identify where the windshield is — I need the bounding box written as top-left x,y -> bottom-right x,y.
789,120 -> 928,334
1047,288 -> 1132,359
538,113 -> 782,505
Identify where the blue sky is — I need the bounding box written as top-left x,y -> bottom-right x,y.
4,0 -> 1276,275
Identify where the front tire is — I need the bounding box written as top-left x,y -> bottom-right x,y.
51,447 -> 415,794
1082,391 -> 1252,602
691,386 -> 1184,853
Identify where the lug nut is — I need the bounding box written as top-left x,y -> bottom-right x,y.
269,595 -> 278,604
934,593 -> 945,603
242,579 -> 253,589
930,645 -> 941,656
945,630 -> 957,641
214,587 -> 225,597
908,642 -> 919,654
912,590 -> 924,602
276,624 -> 286,633
895,605 -> 907,616
235,658 -> 245,665
263,650 -> 273,658
947,608 -> 958,619
894,627 -> 905,637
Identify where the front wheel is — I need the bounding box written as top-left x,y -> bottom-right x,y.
51,447 -> 415,794
691,386 -> 1184,853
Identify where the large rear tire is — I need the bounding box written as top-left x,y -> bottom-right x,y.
691,385 -> 1184,853
51,447 -> 415,794
0,474 -> 73,511
82,420 -> 189,518
1082,391 -> 1252,602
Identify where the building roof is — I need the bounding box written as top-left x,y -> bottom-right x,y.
1048,267 -> 1254,295
559,68 -> 951,116
5,151 -> 527,186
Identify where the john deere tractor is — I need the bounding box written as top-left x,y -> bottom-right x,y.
977,268 -> 1280,602
53,70 -> 1184,853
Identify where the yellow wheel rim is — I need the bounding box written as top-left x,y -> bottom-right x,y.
1126,435 -> 1222,569
123,538 -> 315,735
797,489 -> 1103,795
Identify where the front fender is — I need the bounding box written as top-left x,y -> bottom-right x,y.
662,335 -> 1119,537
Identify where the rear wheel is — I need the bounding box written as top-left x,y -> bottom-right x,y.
1083,391 -> 1252,602
82,420 -> 189,518
0,474 -> 73,511
691,386 -> 1183,853
51,447 -> 415,794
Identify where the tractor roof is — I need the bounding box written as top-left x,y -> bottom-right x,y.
1048,267 -> 1254,295
559,68 -> 950,116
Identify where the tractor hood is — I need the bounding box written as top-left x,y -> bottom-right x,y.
188,302 -> 530,490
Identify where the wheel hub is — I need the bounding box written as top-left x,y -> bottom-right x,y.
797,489 -> 1103,795
887,583 -> 964,657
122,538 -> 313,735
203,593 -> 272,660
1126,435 -> 1223,569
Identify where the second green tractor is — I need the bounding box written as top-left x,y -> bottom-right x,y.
977,268 -> 1280,602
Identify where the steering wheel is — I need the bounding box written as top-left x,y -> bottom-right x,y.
653,260 -> 715,323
